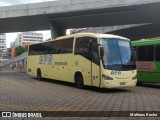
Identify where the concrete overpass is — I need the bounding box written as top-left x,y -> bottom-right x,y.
0,0 -> 160,39
79,23 -> 160,40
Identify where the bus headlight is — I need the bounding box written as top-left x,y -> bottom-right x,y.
132,75 -> 137,80
102,74 -> 113,80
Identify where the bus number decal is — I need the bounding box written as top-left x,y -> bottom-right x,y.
111,71 -> 121,75
48,55 -> 53,64
39,55 -> 53,64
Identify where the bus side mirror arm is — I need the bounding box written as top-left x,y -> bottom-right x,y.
132,48 -> 137,61
99,45 -> 104,58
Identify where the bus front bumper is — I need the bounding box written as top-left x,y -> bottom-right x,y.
100,79 -> 137,89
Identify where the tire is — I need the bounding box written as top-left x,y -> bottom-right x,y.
137,81 -> 143,86
75,73 -> 84,88
37,69 -> 42,81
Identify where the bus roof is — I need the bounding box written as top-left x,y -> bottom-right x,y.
131,39 -> 160,46
55,33 -> 129,41
29,33 -> 129,46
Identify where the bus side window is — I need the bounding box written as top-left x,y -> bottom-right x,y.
75,37 -> 99,65
146,45 -> 154,61
137,46 -> 146,61
50,38 -> 73,54
75,37 -> 90,60
137,45 -> 154,61
155,45 -> 160,61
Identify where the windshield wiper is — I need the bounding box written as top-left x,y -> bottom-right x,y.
106,64 -> 121,69
122,64 -> 136,68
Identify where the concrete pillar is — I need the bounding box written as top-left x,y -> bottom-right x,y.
49,21 -> 66,40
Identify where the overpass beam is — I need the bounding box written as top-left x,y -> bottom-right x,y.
49,22 -> 66,40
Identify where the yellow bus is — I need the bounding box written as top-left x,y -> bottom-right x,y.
27,33 -> 137,88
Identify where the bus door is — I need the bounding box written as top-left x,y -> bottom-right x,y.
75,37 -> 101,87
90,38 -> 101,87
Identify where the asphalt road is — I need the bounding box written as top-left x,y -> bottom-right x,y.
0,71 -> 159,120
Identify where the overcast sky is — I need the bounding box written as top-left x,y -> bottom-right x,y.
0,0 -> 56,48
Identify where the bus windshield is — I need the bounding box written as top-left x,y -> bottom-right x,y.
100,38 -> 136,70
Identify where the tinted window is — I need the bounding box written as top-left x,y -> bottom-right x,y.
137,45 -> 154,61
155,45 -> 160,61
28,38 -> 73,55
146,45 -> 154,61
75,37 -> 99,65
75,37 -> 91,60
51,38 -> 73,54
137,46 -> 146,61
28,44 -> 43,55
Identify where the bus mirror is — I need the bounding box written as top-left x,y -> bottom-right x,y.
100,46 -> 104,58
132,48 -> 137,61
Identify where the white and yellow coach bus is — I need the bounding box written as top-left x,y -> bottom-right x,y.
27,33 -> 137,88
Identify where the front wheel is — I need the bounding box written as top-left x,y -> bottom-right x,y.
75,73 -> 84,88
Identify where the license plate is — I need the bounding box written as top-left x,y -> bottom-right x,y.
120,82 -> 126,85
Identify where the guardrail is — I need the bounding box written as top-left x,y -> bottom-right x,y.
0,52 -> 27,72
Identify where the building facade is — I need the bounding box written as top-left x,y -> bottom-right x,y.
0,33 -> 6,52
7,48 -> 15,59
15,32 -> 43,47
10,41 -> 16,48
0,33 -> 7,62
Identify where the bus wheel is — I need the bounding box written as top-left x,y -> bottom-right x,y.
75,73 -> 84,88
137,81 -> 143,86
37,69 -> 42,81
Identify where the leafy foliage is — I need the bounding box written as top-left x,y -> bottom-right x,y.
15,46 -> 28,56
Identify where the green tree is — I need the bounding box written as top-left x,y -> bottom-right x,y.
15,46 -> 28,56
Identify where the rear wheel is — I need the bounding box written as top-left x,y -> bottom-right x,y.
37,69 -> 42,81
75,73 -> 84,88
137,81 -> 143,86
